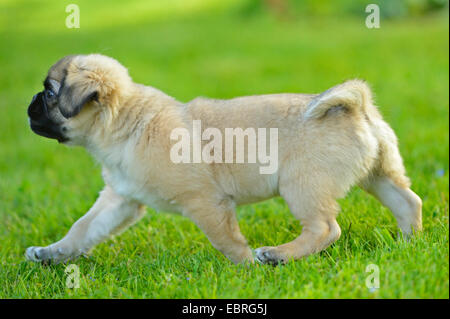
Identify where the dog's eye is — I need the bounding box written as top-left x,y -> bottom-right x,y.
45,89 -> 55,99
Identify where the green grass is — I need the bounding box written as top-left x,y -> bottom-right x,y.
0,0 -> 448,298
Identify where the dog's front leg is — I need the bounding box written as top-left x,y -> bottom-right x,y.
26,185 -> 145,264
181,196 -> 254,264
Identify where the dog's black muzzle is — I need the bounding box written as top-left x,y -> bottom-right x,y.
28,92 -> 67,143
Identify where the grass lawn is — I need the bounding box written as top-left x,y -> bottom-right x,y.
0,1 -> 448,298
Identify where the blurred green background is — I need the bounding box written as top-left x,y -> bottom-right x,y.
0,0 -> 448,298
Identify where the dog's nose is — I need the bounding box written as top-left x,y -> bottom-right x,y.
28,93 -> 43,118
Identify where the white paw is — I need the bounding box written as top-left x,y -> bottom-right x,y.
254,247 -> 286,266
25,245 -> 82,264
26,246 -> 46,262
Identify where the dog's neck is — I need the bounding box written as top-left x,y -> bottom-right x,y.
85,83 -> 181,171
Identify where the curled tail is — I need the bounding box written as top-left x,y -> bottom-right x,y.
304,79 -> 373,120
306,79 -> 411,188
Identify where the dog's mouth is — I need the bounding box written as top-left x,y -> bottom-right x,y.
28,92 -> 68,143
29,119 -> 68,143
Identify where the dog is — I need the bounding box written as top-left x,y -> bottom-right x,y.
26,54 -> 422,265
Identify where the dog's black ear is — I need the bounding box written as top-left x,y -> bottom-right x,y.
58,76 -> 99,118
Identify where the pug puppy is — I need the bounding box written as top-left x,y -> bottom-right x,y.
26,54 -> 422,265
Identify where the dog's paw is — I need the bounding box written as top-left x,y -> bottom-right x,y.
26,246 -> 53,264
25,245 -> 82,264
254,247 -> 286,266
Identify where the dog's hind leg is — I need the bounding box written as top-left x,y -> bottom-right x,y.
26,185 -> 146,264
360,119 -> 422,235
360,175 -> 422,235
255,180 -> 342,265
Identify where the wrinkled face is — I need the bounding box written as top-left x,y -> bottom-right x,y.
27,54 -> 130,145
28,56 -> 72,143
28,79 -> 68,142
